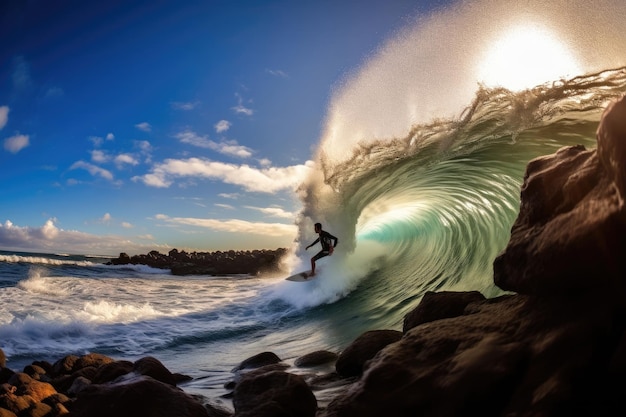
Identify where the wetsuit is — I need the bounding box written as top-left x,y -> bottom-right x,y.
310,230 -> 338,262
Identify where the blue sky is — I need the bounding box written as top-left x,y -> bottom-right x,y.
0,0 -> 440,256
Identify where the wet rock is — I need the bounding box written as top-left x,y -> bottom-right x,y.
403,290 -> 486,332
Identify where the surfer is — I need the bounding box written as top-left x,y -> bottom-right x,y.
305,223 -> 338,277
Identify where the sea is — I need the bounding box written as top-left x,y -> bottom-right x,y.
2,0 -> 626,410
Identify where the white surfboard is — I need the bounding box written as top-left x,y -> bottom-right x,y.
285,270 -> 316,282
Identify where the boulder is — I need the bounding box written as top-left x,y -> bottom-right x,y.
233,370 -> 316,417
403,290 -> 486,332
133,356 -> 176,386
91,360 -> 133,384
335,330 -> 402,377
295,350 -> 339,368
69,375 -> 209,417
232,352 -> 282,372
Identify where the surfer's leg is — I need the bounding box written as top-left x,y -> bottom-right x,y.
310,251 -> 328,276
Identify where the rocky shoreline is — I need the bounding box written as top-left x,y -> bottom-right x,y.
2,95 -> 626,416
106,247 -> 288,276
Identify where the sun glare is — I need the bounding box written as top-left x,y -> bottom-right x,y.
478,24 -> 581,91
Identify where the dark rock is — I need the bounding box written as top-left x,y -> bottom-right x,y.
69,375 -> 209,417
133,356 -> 176,386
335,330 -> 402,377
295,350 -> 339,368
107,248 -> 288,276
91,360 -> 133,384
233,370 -> 316,417
232,352 -> 282,372
403,290 -> 486,332
0,349 -> 5,368
51,355 -> 79,377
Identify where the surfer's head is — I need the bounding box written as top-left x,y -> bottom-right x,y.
314,223 -> 322,233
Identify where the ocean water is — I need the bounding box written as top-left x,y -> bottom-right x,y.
3,0 -> 626,410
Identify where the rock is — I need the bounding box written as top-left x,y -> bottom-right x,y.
69,375 -> 209,417
91,360 -> 134,384
51,355 -> 79,377
107,248 -> 288,276
133,356 -> 176,386
321,293 -> 623,417
295,350 -> 339,368
494,95 -> 626,297
335,330 -> 402,377
7,373 -> 56,403
233,370 -> 316,417
403,290 -> 486,332
232,352 -> 282,372
74,353 -> 114,371
0,349 -> 5,368
0,407 -> 17,417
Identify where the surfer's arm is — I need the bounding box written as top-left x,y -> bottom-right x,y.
305,238 -> 320,250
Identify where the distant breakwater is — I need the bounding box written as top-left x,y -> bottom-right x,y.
106,248 -> 288,276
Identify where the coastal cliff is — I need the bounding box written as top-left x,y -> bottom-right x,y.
1,95 -> 626,416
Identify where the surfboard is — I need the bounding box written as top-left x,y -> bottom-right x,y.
285,270 -> 315,282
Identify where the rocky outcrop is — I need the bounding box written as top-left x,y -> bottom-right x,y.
107,248 -> 288,276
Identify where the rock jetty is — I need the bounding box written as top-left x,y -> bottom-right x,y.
107,247 -> 288,276
2,95 -> 626,416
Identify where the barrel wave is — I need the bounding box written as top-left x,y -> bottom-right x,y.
284,69 -> 626,330
284,0 -> 626,331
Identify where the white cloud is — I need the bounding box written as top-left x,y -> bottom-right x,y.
91,150 -> 109,163
245,206 -> 295,219
266,69 -> 288,78
106,133 -> 115,140
0,106 -> 9,129
115,153 -> 139,167
70,160 -> 114,181
100,213 -> 112,223
135,122 -> 152,132
155,214 -> 296,237
121,222 -> 133,228
232,93 -> 254,116
175,130 -> 253,158
0,218 -> 152,256
215,120 -> 231,133
4,134 -> 29,153
171,101 -> 199,110
215,203 -> 235,210
133,157 -> 312,193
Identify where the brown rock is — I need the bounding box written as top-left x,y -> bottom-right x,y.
335,330 -> 402,377
494,95 -> 626,297
403,290 -> 486,332
7,373 -> 56,403
322,291 -> 626,417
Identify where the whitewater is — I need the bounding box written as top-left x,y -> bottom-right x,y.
2,0 -> 626,408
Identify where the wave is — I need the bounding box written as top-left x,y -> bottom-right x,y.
278,0 -> 626,325
283,66 -> 626,322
